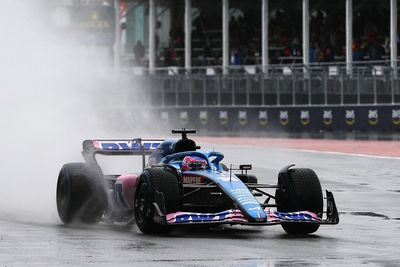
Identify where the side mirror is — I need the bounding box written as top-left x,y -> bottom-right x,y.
239,165 -> 252,171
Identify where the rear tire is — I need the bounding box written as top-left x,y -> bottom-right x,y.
56,163 -> 107,224
275,168 -> 323,234
134,167 -> 180,234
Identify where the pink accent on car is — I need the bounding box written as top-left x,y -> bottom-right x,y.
93,140 -> 101,149
116,174 -> 139,209
165,208 -> 321,225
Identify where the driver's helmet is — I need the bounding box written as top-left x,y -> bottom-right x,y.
182,156 -> 207,171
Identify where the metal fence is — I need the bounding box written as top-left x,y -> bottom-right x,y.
129,61 -> 400,107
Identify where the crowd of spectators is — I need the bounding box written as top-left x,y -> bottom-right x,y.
132,3 -> 393,67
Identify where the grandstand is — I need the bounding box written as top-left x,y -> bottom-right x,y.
49,0 -> 400,132
112,1 -> 398,106
120,0 -> 400,132
119,0 -> 396,68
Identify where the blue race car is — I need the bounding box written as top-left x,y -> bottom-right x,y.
56,129 -> 339,235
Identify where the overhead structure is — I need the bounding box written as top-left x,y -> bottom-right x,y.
391,0 -> 398,78
185,0 -> 192,72
114,0 -> 121,72
346,0 -> 353,75
149,0 -> 156,73
302,0 -> 310,68
261,0 -> 269,73
222,0 -> 229,74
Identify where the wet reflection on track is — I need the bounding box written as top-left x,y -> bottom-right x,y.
1,144 -> 399,266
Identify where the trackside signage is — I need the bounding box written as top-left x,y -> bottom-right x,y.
149,105 -> 400,132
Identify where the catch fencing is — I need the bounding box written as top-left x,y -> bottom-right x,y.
127,61 -> 400,132
132,61 -> 400,107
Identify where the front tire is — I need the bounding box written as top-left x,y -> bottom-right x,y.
56,163 -> 107,224
134,167 -> 180,234
275,168 -> 323,234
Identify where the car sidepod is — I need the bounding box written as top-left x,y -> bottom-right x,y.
165,170 -> 266,223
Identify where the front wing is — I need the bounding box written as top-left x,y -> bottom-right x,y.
156,191 -> 339,226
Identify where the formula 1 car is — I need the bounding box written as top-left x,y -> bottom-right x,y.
56,129 -> 339,235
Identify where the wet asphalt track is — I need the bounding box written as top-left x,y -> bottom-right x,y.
1,142 -> 399,266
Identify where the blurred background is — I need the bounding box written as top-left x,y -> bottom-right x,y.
38,0 -> 400,137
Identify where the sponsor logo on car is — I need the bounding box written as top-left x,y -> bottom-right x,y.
218,173 -> 240,182
229,188 -> 259,205
238,111 -> 247,125
180,111 -> 188,125
300,110 -> 310,126
167,210 -> 247,224
94,141 -> 160,151
323,110 -> 333,125
393,109 -> 400,125
368,109 -> 378,125
279,110 -> 289,125
167,209 -> 320,224
259,111 -> 268,126
220,111 -> 228,125
345,110 -> 356,125
199,111 -> 208,125
182,175 -> 206,184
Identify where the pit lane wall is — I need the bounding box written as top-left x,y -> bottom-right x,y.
150,105 -> 400,133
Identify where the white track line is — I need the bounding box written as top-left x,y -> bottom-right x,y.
295,149 -> 400,160
200,141 -> 400,160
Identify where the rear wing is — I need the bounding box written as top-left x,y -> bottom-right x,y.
82,138 -> 163,170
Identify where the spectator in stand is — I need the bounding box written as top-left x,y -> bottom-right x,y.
291,37 -> 301,57
162,46 -> 178,67
162,47 -> 171,67
309,42 -> 319,63
318,47 -> 333,62
270,51 -> 281,65
231,47 -> 243,65
368,42 -> 383,61
283,46 -> 291,57
384,37 -> 390,56
133,41 -> 145,65
245,47 -> 257,65
352,40 -> 362,62
197,54 -> 206,66
324,47 -> 333,62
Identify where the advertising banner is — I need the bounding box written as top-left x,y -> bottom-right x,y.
149,105 -> 400,133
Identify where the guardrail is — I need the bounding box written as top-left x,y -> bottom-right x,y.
128,61 -> 400,107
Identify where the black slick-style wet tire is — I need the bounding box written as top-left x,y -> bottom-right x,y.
134,167 -> 180,234
275,168 -> 323,235
56,163 -> 107,224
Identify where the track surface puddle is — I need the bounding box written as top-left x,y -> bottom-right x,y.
349,212 -> 390,220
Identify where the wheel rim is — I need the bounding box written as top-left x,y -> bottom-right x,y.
135,182 -> 149,224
